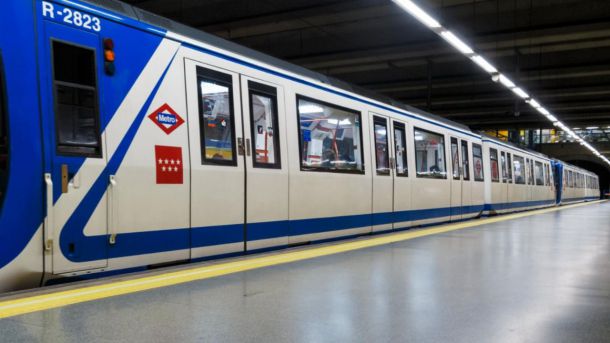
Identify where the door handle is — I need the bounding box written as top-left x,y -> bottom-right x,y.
108,175 -> 117,245
44,173 -> 54,251
61,164 -> 69,193
245,138 -> 251,156
237,138 -> 245,156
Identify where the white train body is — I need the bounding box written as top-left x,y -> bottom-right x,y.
0,0 -> 600,292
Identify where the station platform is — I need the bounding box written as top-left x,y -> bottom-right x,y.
0,201 -> 609,342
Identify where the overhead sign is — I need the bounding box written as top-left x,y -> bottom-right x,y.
148,103 -> 185,135
155,145 -> 183,184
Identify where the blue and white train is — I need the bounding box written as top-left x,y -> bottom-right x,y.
0,0 -> 600,292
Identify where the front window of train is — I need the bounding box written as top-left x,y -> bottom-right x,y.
0,54 -> 8,209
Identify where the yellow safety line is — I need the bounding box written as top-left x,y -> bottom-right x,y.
0,200 -> 605,319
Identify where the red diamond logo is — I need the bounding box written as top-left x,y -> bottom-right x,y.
148,103 -> 185,135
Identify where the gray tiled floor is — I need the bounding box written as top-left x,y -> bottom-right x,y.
2,202 -> 610,342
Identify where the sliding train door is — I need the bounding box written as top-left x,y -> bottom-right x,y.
41,22 -> 108,273
239,75 -> 289,251
371,114 -> 394,232
449,137 -> 462,221
185,59 -> 246,259
370,113 -> 412,231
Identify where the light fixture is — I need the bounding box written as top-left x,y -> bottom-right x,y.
298,104 -> 324,114
527,99 -> 541,108
390,0 -> 609,166
498,74 -> 516,88
471,55 -> 497,73
440,31 -> 474,55
391,0 -> 441,28
511,87 -> 529,99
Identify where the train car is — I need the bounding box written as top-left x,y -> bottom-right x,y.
0,0 -> 492,292
553,160 -> 600,204
481,135 -> 555,215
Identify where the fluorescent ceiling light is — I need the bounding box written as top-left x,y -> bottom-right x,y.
511,87 -> 529,99
471,55 -> 497,73
527,99 -> 541,108
392,0 -> 441,28
498,74 -> 516,88
440,31 -> 474,55
299,104 -> 324,114
391,0 -> 608,165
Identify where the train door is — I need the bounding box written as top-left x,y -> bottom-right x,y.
239,75 -> 289,250
460,140 -> 472,216
185,60 -> 245,259
371,114 -> 393,232
392,120 -> 411,229
41,23 -> 108,273
449,137 -> 462,220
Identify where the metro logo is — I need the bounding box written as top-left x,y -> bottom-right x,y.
148,103 -> 184,135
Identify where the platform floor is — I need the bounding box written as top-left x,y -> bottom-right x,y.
1,201 -> 609,342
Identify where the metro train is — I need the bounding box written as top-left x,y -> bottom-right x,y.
0,0 -> 600,292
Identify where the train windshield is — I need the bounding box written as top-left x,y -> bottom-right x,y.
0,56 -> 8,208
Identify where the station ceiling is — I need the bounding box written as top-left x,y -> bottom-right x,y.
123,0 -> 610,131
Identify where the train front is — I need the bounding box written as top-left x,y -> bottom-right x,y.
0,1 -> 46,291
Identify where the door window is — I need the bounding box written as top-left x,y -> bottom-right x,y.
297,96 -> 363,173
52,41 -> 101,157
513,155 -> 525,184
507,153 -> 513,183
248,81 -> 280,169
197,67 -> 237,166
414,128 -> 446,179
450,138 -> 460,180
461,140 -> 470,181
490,148 -> 499,182
0,54 -> 8,206
472,143 -> 484,182
393,122 -> 408,177
535,161 -> 544,186
373,117 -> 390,175
500,152 -> 507,182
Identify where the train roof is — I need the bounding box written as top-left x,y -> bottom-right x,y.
479,133 -> 552,160
81,0 -> 473,134
557,160 -> 597,176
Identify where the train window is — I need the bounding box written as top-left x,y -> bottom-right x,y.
248,81 -> 280,169
52,41 -> 101,157
500,152 -> 507,182
373,117 -> 390,175
506,153 -> 513,183
544,164 -> 550,186
0,54 -> 7,206
530,160 -> 535,185
393,122 -> 408,177
525,159 -> 532,185
535,161 -> 544,186
513,155 -> 525,184
197,67 -> 237,166
451,138 -> 460,180
414,128 -> 446,179
461,140 -> 470,181
490,148 -> 499,183
297,96 -> 363,173
472,143 -> 484,182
